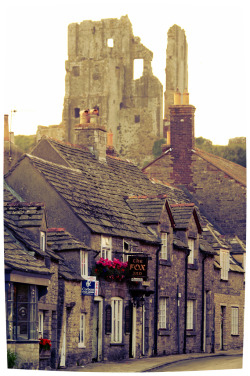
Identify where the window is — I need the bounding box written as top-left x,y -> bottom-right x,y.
101,236 -> 112,260
220,249 -> 230,280
79,313 -> 86,347
38,311 -> 44,338
74,108 -> 80,118
40,231 -> 46,252
6,283 -> 37,340
72,66 -> 80,76
80,250 -> 88,278
111,298 -> 123,343
160,233 -> 168,260
188,238 -> 194,264
133,59 -> 143,79
134,115 -> 140,123
123,240 -> 130,262
231,307 -> 239,335
187,300 -> 194,330
107,38 -> 113,48
159,297 -> 169,329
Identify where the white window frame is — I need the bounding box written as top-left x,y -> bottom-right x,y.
79,313 -> 86,347
101,236 -> 112,260
111,298 -> 123,343
38,311 -> 44,338
220,249 -> 230,280
40,231 -> 46,252
160,233 -> 168,260
187,300 -> 194,330
123,240 -> 130,262
188,238 -> 194,264
80,250 -> 88,279
159,297 -> 169,329
231,306 -> 239,335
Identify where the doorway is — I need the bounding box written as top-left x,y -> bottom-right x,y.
92,297 -> 103,362
220,305 -> 226,350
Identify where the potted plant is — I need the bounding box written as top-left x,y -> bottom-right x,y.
39,338 -> 51,358
92,258 -> 129,282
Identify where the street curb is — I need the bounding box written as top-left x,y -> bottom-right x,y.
141,353 -> 243,373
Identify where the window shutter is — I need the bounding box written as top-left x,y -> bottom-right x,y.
105,304 -> 112,334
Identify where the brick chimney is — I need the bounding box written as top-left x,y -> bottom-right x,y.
168,91 -> 196,186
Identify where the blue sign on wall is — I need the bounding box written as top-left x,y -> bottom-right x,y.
81,280 -> 95,296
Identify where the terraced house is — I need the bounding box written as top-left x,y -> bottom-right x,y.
4,111 -> 245,369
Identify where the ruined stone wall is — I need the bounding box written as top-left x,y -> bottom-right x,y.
164,25 -> 188,121
63,16 -> 163,166
36,125 -> 65,143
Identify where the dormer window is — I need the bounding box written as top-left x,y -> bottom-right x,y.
220,249 -> 230,280
40,231 -> 46,252
101,236 -> 112,260
188,238 -> 194,264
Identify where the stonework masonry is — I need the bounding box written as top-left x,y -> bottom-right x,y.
62,15 -> 163,166
164,25 -> 188,121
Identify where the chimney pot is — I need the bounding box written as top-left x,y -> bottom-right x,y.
174,89 -> 181,105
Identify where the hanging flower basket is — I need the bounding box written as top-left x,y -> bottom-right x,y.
39,338 -> 51,358
92,258 -> 129,282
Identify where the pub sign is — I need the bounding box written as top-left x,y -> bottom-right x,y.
128,256 -> 148,280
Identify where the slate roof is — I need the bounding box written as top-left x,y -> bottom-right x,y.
7,144 -> 194,243
47,228 -> 92,252
4,226 -> 51,275
193,148 -> 246,186
142,146 -> 246,187
4,201 -> 45,228
126,197 -> 167,224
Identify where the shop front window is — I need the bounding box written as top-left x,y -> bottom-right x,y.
6,283 -> 38,341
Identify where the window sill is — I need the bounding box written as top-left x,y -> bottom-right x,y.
158,329 -> 171,336
78,343 -> 86,348
188,260 -> 198,270
7,339 -> 39,344
110,342 -> 125,346
159,259 -> 171,267
186,330 -> 196,336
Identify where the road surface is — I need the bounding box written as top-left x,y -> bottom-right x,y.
153,355 -> 242,372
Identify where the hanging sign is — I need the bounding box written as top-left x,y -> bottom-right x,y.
128,256 -> 148,280
81,276 -> 99,296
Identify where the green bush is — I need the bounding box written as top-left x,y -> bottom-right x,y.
7,349 -> 18,368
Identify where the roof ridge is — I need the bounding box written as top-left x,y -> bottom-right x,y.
170,203 -> 194,207
26,154 -> 83,174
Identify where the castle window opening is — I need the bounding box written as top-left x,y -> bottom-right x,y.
133,59 -> 143,79
74,108 -> 80,118
107,38 -> 114,48
72,66 -> 80,76
134,115 -> 140,123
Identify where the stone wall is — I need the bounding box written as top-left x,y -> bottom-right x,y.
164,25 -> 188,121
7,342 -> 40,370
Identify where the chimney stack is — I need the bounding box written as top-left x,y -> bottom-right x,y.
74,108 -> 107,163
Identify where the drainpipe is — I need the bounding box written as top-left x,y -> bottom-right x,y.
154,245 -> 161,356
183,248 -> 190,354
177,284 -> 180,353
201,253 -> 207,352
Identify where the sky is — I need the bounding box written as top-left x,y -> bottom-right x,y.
1,0 -> 249,145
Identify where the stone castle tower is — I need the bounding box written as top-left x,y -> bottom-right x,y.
164,25 -> 188,122
62,15 -> 163,166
